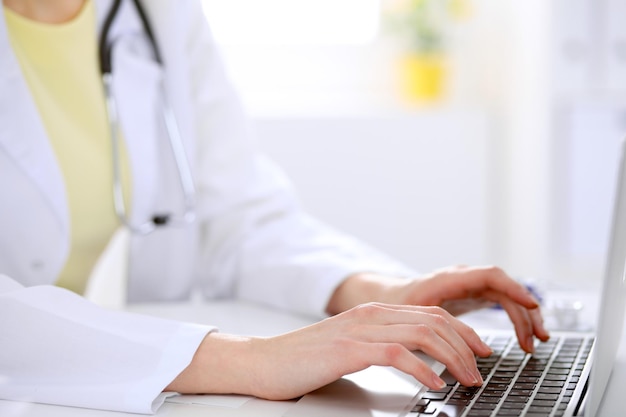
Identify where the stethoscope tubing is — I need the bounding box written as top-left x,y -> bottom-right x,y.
99,0 -> 196,235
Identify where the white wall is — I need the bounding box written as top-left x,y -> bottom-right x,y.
255,109 -> 493,273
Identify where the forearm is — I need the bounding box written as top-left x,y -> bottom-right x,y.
166,303 -> 491,400
166,274 -> 419,396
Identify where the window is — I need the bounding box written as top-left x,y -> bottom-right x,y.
201,0 -> 388,116
201,0 -> 380,46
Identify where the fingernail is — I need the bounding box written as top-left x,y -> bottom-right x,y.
474,368 -> 483,384
474,369 -> 483,384
525,289 -> 540,307
466,368 -> 479,385
432,374 -> 446,390
526,336 -> 535,352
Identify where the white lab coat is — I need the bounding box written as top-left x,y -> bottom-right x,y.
0,0 -> 414,413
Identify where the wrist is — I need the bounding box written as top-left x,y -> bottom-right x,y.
325,272 -> 407,315
165,332 -> 260,396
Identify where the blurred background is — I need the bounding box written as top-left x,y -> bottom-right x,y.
200,0 -> 626,292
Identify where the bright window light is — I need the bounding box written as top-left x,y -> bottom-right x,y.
201,0 -> 380,45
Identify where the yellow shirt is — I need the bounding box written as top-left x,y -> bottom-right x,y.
4,0 -> 131,294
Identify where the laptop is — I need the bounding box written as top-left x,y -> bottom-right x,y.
283,140 -> 626,417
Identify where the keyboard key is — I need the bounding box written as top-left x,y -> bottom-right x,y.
534,393 -> 559,401
543,374 -> 568,381
423,391 -> 447,400
503,395 -> 528,404
500,359 -> 523,366
524,363 -> 548,370
548,368 -> 571,375
472,402 -> 497,410
490,376 -> 513,384
500,401 -> 526,409
520,372 -> 543,380
485,383 -> 509,391
465,410 -> 492,417
496,366 -> 520,372
538,387 -> 562,394
456,386 -> 480,394
531,399 -> 557,407
510,388 -> 534,395
513,383 -> 536,390
475,396 -> 500,404
440,370 -> 458,386
541,380 -> 565,387
447,398 -> 472,406
528,405 -> 555,413
418,404 -> 438,414
516,376 -> 540,383
428,386 -> 453,394
480,391 -> 504,398
498,409 -> 526,415
437,403 -> 466,417
493,371 -> 517,378
550,362 -> 574,369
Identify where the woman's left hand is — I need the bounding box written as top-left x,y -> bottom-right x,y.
327,265 -> 550,353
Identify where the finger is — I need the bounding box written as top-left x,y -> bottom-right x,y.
362,321 -> 481,385
346,304 -> 487,385
350,303 -> 492,357
441,298 -> 498,316
478,267 -> 540,309
357,314 -> 483,386
474,290 -> 549,351
418,306 -> 493,358
407,324 -> 483,386
496,295 -> 535,352
416,267 -> 540,311
529,306 -> 550,341
442,267 -> 540,309
355,341 -> 447,390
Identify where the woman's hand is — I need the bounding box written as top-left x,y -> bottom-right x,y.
165,302 -> 492,400
326,266 -> 550,353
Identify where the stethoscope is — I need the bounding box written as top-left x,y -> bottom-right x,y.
99,0 -> 196,235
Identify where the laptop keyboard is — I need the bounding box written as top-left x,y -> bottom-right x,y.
410,335 -> 594,417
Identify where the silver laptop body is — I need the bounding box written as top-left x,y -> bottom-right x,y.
284,141 -> 626,417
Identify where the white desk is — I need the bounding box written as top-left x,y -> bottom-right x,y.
2,294 -> 625,417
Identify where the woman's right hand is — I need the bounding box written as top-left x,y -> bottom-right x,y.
165,302 -> 492,400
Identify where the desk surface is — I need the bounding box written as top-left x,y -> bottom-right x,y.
2,291 -> 625,417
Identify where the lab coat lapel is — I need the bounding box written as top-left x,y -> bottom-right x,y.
0,0 -> 162,240
0,0 -> 120,234
0,11 -> 69,236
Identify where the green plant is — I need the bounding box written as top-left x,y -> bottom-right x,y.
384,0 -> 462,55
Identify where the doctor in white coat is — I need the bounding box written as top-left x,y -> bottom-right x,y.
0,0 -> 550,414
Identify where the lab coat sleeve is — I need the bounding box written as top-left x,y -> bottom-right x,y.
176,3 -> 417,317
0,274 -> 214,414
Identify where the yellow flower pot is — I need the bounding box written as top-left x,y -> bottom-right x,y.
399,54 -> 446,103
